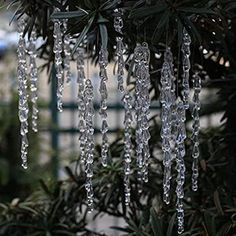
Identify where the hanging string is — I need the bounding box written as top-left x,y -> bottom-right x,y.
191,71 -> 201,191
99,48 -> 109,167
181,28 -> 191,110
114,8 -> 125,93
53,8 -> 64,112
83,46 -> 95,212
134,42 -> 151,184
17,18 -> 29,169
28,27 -> 39,133
122,92 -> 133,205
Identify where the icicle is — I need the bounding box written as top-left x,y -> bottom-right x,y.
62,17 -> 72,83
160,48 -> 176,205
76,48 -> 86,163
134,43 -> 151,183
191,72 -> 201,191
175,100 -> 186,235
122,92 -> 133,205
114,8 -> 125,93
53,9 -> 64,112
84,77 -> 95,212
99,48 -> 109,167
17,18 -> 29,169
181,28 -> 191,110
28,28 -> 39,133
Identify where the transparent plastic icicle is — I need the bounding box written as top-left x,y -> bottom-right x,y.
28,28 -> 39,133
76,48 -> 86,163
134,43 -> 151,183
191,72 -> 201,191
160,48 -> 176,204
114,8 -> 125,93
181,28 -> 191,109
53,9 -> 64,112
84,78 -> 95,212
62,18 -> 72,83
122,92 -> 133,205
176,101 -> 186,235
99,48 -> 109,167
17,18 -> 29,169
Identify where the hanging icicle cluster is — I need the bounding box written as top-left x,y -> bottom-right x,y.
114,8 -> 125,93
159,28 -> 203,234
15,8 -> 204,235
122,93 -> 133,205
99,48 -> 109,167
191,72 -> 201,192
53,9 -> 64,112
17,18 -> 29,169
134,43 -> 151,184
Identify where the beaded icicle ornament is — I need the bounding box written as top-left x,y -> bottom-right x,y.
133,43 -> 151,184
99,48 -> 109,167
17,18 -> 29,169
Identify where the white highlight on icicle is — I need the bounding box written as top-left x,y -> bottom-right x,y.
134,43 -> 151,183
28,28 -> 39,133
160,48 -> 176,205
191,72 -> 201,191
17,18 -> 29,169
176,100 -> 186,235
122,92 -> 133,205
114,8 -> 125,93
62,18 -> 72,83
99,48 -> 109,167
181,28 -> 191,109
53,9 -> 64,112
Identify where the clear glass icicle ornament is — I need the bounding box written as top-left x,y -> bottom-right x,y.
175,100 -> 187,235
181,28 -> 191,109
99,48 -> 109,167
77,48 -> 86,164
17,18 -> 29,169
134,43 -> 151,183
28,28 -> 39,133
83,77 -> 95,212
114,8 -> 125,93
53,9 -> 64,112
62,17 -> 72,83
122,92 -> 133,205
191,72 -> 201,191
160,48 -> 176,205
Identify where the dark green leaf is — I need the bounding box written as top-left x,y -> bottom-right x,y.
129,3 -> 167,19
178,7 -> 216,15
99,23 -> 108,49
72,13 -> 95,55
50,10 -> 87,19
150,208 -> 164,236
167,213 -> 176,236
